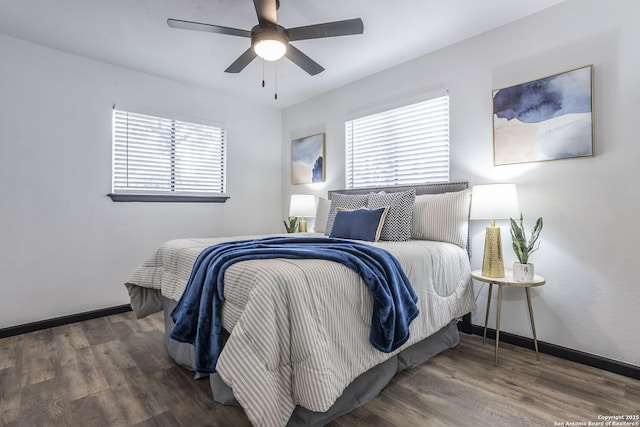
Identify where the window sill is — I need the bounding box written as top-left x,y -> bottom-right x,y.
108,193 -> 229,203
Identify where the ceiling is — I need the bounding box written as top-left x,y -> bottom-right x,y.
0,0 -> 567,108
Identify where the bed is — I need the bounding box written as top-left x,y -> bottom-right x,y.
125,181 -> 476,427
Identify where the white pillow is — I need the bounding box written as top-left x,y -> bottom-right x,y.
313,197 -> 330,233
411,189 -> 471,248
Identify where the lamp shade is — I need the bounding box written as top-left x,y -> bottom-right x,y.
469,184 -> 520,220
289,195 -> 316,217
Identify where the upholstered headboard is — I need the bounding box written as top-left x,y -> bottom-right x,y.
326,181 -> 471,247
329,181 -> 469,198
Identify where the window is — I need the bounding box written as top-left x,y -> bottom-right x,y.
110,109 -> 227,202
345,95 -> 449,189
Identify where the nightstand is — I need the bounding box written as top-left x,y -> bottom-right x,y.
471,269 -> 546,366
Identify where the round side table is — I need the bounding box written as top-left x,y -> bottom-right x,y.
471,269 -> 546,366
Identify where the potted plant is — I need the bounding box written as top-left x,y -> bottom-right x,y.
509,214 -> 543,282
283,216 -> 299,233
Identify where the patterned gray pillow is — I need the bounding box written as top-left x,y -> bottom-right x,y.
367,189 -> 416,241
325,193 -> 369,236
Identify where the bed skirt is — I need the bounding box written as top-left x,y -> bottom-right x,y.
161,297 -> 460,426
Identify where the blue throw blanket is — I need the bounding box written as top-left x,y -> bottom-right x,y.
170,236 -> 419,374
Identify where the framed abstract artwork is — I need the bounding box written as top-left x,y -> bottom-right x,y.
292,133 -> 325,184
493,65 -> 594,165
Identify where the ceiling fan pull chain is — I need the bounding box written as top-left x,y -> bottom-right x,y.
274,65 -> 278,100
262,58 -> 266,88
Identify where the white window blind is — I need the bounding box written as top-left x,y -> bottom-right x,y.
345,95 -> 449,189
112,109 -> 226,198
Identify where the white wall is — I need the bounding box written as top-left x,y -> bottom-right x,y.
281,0 -> 640,367
0,34 -> 283,328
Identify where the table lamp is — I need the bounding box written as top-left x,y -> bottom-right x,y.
289,195 -> 316,232
469,184 -> 519,278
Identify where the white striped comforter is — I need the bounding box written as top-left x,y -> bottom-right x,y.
126,233 -> 475,427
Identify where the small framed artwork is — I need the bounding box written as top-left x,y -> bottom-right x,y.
493,65 -> 594,166
291,133 -> 325,184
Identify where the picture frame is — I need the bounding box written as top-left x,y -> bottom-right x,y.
291,133 -> 325,184
493,65 -> 594,166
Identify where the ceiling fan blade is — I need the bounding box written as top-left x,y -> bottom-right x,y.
285,45 -> 324,76
167,19 -> 251,38
253,0 -> 277,26
287,18 -> 364,41
225,48 -> 258,73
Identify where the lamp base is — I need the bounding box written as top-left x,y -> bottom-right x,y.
298,217 -> 307,233
482,226 -> 505,278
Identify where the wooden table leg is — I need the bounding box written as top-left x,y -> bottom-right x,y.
494,284 -> 503,366
525,287 -> 540,360
483,283 -> 493,345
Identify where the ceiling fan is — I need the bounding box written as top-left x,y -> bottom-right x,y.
167,0 -> 364,76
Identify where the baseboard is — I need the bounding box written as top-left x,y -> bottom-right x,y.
0,305 -> 132,339
470,324 -> 640,380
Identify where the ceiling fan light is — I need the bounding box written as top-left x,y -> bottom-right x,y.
254,39 -> 286,61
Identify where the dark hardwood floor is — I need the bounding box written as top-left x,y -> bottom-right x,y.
1,310 -> 638,426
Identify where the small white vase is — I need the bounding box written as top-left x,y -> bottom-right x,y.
513,262 -> 534,282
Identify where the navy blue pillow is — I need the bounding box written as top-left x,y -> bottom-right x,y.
329,207 -> 389,242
